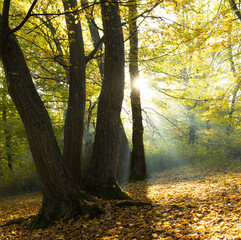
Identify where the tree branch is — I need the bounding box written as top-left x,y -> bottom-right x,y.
30,2 -> 98,17
8,0 -> 38,35
142,107 -> 188,136
153,85 -> 220,102
85,36 -> 104,63
229,0 -> 241,22
122,0 -> 162,26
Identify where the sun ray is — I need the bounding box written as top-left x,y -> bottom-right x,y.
134,77 -> 146,91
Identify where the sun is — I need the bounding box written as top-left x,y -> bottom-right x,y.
134,77 -> 147,91
132,77 -> 154,103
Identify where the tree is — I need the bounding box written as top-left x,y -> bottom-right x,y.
227,29 -> 241,134
0,1 -> 99,229
129,0 -> 147,181
83,0 -> 130,199
81,0 -> 104,76
80,0 -> 131,183
227,0 -> 241,134
61,0 -> 86,185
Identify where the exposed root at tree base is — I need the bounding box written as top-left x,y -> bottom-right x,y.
28,197 -> 102,229
116,200 -> 152,207
129,172 -> 148,182
85,179 -> 132,200
0,217 -> 33,228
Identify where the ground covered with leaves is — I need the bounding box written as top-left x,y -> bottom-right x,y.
1,167 -> 241,239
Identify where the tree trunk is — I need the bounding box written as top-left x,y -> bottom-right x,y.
129,0 -> 147,181
81,0 -> 131,183
83,1 -> 130,200
62,0 -> 86,185
227,30 -> 240,134
0,16 -> 98,229
187,112 -> 196,145
81,0 -> 104,76
38,4 -> 85,184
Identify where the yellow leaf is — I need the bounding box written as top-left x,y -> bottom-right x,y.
196,225 -> 205,233
152,233 -> 158,238
163,221 -> 170,227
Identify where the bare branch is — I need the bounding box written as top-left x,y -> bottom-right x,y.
30,2 -> 98,17
229,0 -> 241,22
153,85 -> 221,102
142,107 -> 188,136
8,0 -> 38,35
85,36 -> 104,63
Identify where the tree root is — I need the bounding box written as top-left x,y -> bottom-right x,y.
0,216 -> 33,228
116,200 -> 152,207
86,179 -> 132,200
28,196 -> 103,229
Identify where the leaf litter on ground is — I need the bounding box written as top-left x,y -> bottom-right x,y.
1,167 -> 241,239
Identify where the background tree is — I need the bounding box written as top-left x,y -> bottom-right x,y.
129,0 -> 147,181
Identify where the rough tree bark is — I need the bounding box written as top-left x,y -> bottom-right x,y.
0,3 -> 99,229
83,0 -> 130,199
129,0 -> 147,181
62,0 -> 86,185
81,0 -> 131,183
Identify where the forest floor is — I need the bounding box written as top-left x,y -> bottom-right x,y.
1,167 -> 241,239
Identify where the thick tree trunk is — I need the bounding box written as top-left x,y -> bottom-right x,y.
129,0 -> 147,181
0,18 -> 98,229
62,0 -> 86,185
83,1 -> 130,200
81,0 -> 131,183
